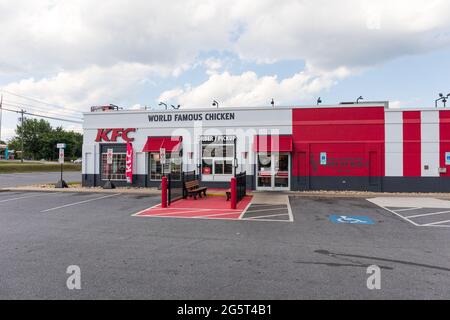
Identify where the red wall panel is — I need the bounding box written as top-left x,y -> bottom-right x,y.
292,107 -> 385,177
402,111 -> 421,176
439,110 -> 450,177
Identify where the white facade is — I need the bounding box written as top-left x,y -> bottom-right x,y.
82,107 -> 292,182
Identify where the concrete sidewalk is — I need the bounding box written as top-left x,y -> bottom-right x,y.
251,191 -> 290,205
3,184 -> 450,199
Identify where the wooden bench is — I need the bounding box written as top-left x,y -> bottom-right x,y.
184,180 -> 207,200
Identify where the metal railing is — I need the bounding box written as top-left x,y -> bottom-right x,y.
166,173 -> 183,205
235,171 -> 247,203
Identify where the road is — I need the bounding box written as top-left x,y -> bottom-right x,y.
0,171 -> 81,187
0,191 -> 449,299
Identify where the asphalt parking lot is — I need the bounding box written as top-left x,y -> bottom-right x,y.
0,190 -> 449,299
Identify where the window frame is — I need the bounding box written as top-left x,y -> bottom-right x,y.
100,152 -> 127,181
149,151 -> 182,181
200,135 -> 236,178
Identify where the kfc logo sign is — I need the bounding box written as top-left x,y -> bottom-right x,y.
126,143 -> 133,183
95,128 -> 136,142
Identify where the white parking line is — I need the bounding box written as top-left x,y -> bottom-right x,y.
370,203 -> 421,226
244,207 -> 288,214
394,207 -> 422,212
242,217 -> 292,223
405,210 -> 450,219
158,207 -> 235,211
428,223 -> 450,228
144,209 -> 206,217
238,201 -> 253,219
368,198 -> 450,227
287,196 -> 294,222
245,213 -> 289,220
199,211 -> 241,218
423,219 -> 450,226
40,193 -> 120,212
0,193 -> 55,203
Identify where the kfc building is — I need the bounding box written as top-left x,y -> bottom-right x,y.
82,102 -> 450,192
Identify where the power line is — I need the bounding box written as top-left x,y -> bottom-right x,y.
1,107 -> 83,124
23,111 -> 83,124
3,102 -> 82,120
0,89 -> 85,114
2,106 -> 82,161
2,98 -> 83,116
2,101 -> 83,121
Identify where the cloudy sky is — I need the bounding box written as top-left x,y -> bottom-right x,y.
1,0 -> 450,140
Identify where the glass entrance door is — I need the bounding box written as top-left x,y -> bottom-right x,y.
257,152 -> 290,190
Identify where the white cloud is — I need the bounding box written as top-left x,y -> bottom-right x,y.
0,0 -> 449,118
203,58 -> 224,76
232,0 -> 450,69
159,66 -> 352,107
2,63 -> 157,113
1,0 -> 449,76
0,127 -> 16,142
0,0 -> 234,75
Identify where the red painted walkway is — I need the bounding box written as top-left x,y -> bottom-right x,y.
134,195 -> 252,220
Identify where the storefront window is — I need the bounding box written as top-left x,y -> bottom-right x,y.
201,135 -> 235,177
202,159 -> 213,175
150,152 -> 182,180
101,153 -> 126,180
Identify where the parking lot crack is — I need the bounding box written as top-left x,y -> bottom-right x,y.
293,261 -> 394,270
314,250 -> 450,272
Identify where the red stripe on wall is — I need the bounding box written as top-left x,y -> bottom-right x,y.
291,107 -> 385,177
439,110 -> 450,176
402,111 -> 421,176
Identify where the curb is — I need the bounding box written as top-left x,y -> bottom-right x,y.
1,187 -> 448,199
284,191 -> 450,199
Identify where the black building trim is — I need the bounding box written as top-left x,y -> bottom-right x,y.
291,175 -> 450,193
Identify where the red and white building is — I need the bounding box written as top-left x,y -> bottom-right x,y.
82,101 -> 450,192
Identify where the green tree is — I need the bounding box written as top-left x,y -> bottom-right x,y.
8,118 -> 51,160
8,119 -> 83,161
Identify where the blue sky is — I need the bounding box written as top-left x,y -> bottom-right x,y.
136,47 -> 450,109
1,0 -> 450,140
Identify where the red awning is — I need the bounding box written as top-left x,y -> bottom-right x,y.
253,135 -> 293,152
142,136 -> 182,152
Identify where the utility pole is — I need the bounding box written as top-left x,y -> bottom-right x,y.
20,109 -> 25,163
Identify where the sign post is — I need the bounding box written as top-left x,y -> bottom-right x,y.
55,143 -> 68,188
103,148 -> 116,189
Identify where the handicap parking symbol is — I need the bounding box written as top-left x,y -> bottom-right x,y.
329,215 -> 374,225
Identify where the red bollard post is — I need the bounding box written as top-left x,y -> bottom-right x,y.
230,177 -> 237,209
161,176 -> 168,208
